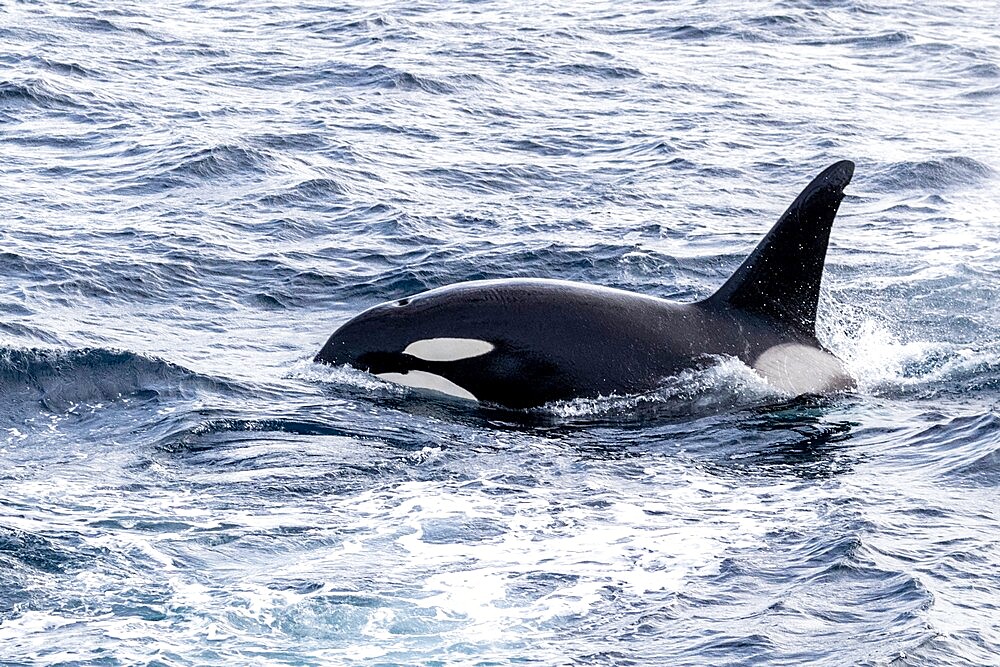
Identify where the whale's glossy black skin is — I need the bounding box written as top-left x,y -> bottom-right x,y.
317,279 -> 824,408
316,160 -> 856,409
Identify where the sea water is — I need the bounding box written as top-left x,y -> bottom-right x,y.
1,1 -> 999,665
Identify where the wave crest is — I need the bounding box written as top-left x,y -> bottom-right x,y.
0,347 -> 232,413
870,157 -> 994,192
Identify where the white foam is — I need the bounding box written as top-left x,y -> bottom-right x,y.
291,358 -> 396,393
546,356 -> 780,419
816,305 -> 965,395
342,473 -> 775,644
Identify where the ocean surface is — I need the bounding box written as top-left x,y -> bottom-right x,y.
1,1 -> 999,665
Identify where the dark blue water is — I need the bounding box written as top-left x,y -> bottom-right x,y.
2,1 -> 999,665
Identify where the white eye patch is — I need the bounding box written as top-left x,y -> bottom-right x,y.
402,338 -> 494,362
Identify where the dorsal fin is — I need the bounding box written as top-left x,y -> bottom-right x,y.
703,160 -> 854,336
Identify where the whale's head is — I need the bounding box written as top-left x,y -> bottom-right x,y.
315,295 -> 498,401
315,297 -> 416,370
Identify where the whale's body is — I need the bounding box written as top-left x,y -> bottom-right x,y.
316,161 -> 856,409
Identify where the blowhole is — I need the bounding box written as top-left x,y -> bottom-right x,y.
395,298 -> 410,307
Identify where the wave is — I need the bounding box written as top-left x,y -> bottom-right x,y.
603,23 -> 729,41
253,177 -> 352,210
109,143 -> 274,195
159,144 -> 272,184
547,63 -> 644,80
0,347 -> 235,414
962,85 -> 1000,100
417,163 -> 560,196
869,157 -> 995,192
961,63 -> 1000,79
0,526 -> 94,575
895,413 -> 1000,487
220,61 -> 460,95
16,54 -> 98,79
808,30 -> 912,49
0,79 -> 83,111
355,65 -> 458,94
305,241 -> 658,308
60,15 -> 158,39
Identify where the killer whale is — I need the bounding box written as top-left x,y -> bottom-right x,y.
315,160 -> 856,409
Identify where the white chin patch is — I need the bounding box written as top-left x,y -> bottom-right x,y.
752,343 -> 855,395
402,337 -> 494,362
376,371 -> 478,402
